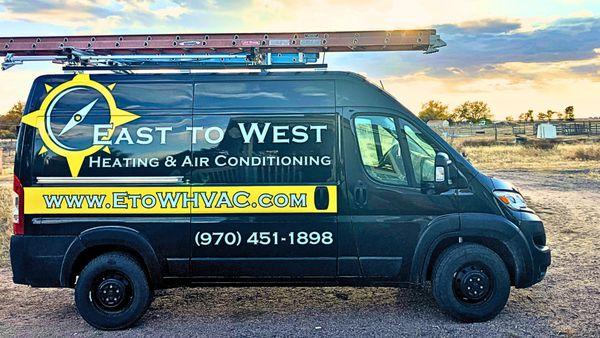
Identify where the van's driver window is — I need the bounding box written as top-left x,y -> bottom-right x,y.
403,124 -> 436,184
354,116 -> 407,185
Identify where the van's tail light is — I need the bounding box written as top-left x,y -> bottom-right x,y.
13,174 -> 24,235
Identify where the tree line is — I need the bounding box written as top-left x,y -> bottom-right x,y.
0,101 -> 23,138
418,100 -> 576,123
418,100 -> 493,124
511,106 -> 575,122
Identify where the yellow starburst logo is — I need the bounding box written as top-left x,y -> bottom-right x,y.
22,74 -> 140,177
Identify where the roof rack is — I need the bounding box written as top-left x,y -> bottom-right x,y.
0,30 -> 446,72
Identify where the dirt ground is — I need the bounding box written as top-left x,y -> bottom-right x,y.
0,170 -> 599,336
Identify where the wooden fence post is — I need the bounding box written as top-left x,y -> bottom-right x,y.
494,123 -> 498,142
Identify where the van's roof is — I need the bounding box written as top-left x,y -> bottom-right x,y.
30,70 -> 408,112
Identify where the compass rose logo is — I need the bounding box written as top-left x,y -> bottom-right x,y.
22,74 -> 140,177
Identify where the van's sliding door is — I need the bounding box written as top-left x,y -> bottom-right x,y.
188,112 -> 338,278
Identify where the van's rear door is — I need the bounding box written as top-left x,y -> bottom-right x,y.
25,76 -> 194,278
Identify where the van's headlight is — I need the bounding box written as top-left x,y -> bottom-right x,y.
493,190 -> 527,210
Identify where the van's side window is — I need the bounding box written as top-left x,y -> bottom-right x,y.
31,114 -> 193,178
354,116 -> 408,186
191,115 -> 336,184
403,124 -> 436,184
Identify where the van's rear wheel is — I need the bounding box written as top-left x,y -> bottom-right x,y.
432,243 -> 510,322
75,252 -> 151,330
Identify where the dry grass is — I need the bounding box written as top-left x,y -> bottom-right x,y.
0,187 -> 11,267
563,144 -> 600,161
462,143 -> 600,173
451,137 -> 512,148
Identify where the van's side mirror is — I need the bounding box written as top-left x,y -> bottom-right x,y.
434,152 -> 451,193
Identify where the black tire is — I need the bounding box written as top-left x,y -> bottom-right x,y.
432,243 -> 510,322
75,252 -> 151,330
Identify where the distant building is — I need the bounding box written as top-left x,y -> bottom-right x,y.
536,123 -> 557,139
426,120 -> 450,128
427,120 -> 450,138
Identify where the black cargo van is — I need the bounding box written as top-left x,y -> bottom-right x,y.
10,71 -> 550,330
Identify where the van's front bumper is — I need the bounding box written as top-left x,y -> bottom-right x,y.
525,236 -> 551,286
10,235 -> 75,287
516,213 -> 551,288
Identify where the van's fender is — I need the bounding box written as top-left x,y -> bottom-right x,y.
60,226 -> 162,287
409,214 -> 460,284
410,213 -> 534,287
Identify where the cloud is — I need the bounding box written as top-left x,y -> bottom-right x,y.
169,0 -> 244,10
0,0 -> 117,22
437,18 -> 521,34
570,63 -> 600,75
436,16 -> 600,70
490,51 -> 600,81
0,0 -> 190,32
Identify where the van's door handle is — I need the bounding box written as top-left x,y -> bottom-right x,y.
354,182 -> 367,206
314,186 -> 330,210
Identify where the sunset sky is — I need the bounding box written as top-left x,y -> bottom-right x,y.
0,0 -> 599,120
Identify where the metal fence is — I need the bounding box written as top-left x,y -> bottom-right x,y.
429,119 -> 600,142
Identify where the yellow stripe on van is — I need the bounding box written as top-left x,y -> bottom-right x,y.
24,185 -> 337,214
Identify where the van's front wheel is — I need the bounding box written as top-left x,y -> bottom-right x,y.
432,243 -> 510,322
75,252 -> 151,330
